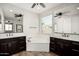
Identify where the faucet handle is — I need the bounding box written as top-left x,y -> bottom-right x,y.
62,33 -> 70,37
66,34 -> 70,37
62,33 -> 65,37
27,39 -> 31,42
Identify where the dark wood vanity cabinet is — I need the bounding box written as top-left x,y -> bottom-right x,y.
71,41 -> 79,56
50,37 -> 56,52
50,37 -> 79,56
0,36 -> 26,56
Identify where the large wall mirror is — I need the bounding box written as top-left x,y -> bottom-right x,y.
53,5 -> 79,35
41,5 -> 79,35
0,4 -> 23,33
54,14 -> 79,35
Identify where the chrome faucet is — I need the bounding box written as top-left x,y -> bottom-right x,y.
6,33 -> 13,36
62,33 -> 70,37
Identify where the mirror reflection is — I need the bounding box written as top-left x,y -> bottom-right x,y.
0,4 -> 23,33
41,5 -> 79,35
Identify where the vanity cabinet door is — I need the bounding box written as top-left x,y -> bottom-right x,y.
62,40 -> 72,56
8,40 -> 18,54
0,36 -> 26,56
17,40 -> 26,51
71,41 -> 79,56
55,40 -> 64,55
50,37 -> 72,56
50,37 -> 56,52
0,42 -> 10,55
50,38 -> 64,55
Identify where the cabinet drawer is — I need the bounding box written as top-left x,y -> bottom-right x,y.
18,41 -> 25,45
72,49 -> 79,56
72,42 -> 79,45
72,49 -> 79,52
19,46 -> 25,49
0,52 -> 10,56
18,37 -> 26,40
18,46 -> 26,51
72,42 -> 79,50
18,42 -> 26,47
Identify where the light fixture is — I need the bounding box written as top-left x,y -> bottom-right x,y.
37,5 -> 40,9
9,10 -> 13,12
36,4 -> 43,10
77,7 -> 79,9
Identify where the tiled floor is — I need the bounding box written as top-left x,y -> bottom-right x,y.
12,51 -> 58,56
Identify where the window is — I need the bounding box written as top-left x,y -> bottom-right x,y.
5,23 -> 13,32
41,15 -> 52,34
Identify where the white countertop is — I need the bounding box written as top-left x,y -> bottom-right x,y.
0,33 -> 25,39
51,35 -> 79,42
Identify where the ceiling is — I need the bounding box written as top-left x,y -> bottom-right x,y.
0,3 -> 79,19
0,3 -> 60,18
0,3 -> 23,19
11,3 -> 60,14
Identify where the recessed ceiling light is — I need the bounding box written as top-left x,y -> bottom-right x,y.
10,10 -> 13,12
77,7 -> 79,10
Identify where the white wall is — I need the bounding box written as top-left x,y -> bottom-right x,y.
23,10 -> 49,52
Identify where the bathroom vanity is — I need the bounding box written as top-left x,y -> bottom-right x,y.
0,8 -> 25,56
50,37 -> 79,56
0,36 -> 26,56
